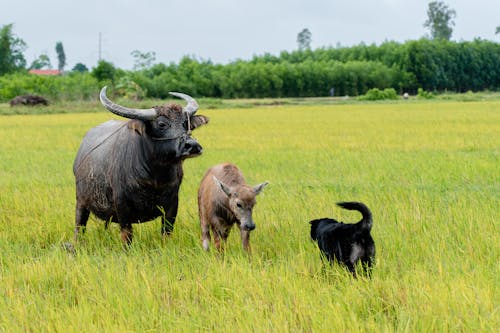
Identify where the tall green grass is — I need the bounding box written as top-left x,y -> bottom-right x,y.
0,101 -> 498,332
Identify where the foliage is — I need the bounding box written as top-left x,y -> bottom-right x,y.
358,88 -> 399,101
424,1 -> 456,40
72,63 -> 89,73
0,72 -> 99,102
91,60 -> 116,83
1,38 -> 498,100
0,101 -> 498,331
115,76 -> 146,101
55,41 -> 66,72
29,53 -> 52,70
131,50 -> 156,71
0,23 -> 27,75
297,28 -> 312,50
417,87 -> 435,99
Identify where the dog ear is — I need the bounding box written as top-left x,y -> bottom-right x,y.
213,176 -> 232,197
253,181 -> 269,195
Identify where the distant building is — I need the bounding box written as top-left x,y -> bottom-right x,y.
28,69 -> 61,76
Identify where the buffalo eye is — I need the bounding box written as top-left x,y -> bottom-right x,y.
236,202 -> 243,209
158,121 -> 167,128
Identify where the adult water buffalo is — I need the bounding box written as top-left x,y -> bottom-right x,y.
73,86 -> 209,244
10,94 -> 48,106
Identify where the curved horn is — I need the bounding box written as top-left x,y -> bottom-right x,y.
99,86 -> 157,120
169,92 -> 199,116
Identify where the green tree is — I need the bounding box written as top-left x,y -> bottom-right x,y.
55,41 -> 66,72
496,26 -> 500,34
0,23 -> 27,75
131,50 -> 156,71
92,60 -> 116,83
297,28 -> 312,50
424,1 -> 456,40
29,54 -> 52,70
72,63 -> 89,72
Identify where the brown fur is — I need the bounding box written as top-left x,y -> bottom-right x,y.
197,163 -> 268,252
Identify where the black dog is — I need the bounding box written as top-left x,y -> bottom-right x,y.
309,202 -> 375,278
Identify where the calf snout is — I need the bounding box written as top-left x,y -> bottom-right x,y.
244,223 -> 256,231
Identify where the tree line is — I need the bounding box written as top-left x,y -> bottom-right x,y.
0,37 -> 498,102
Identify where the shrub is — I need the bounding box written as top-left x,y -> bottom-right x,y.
358,88 -> 399,101
0,72 -> 99,102
417,88 -> 435,99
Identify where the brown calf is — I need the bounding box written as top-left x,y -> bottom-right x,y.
197,163 -> 268,252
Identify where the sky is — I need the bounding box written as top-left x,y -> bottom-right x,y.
1,0 -> 498,70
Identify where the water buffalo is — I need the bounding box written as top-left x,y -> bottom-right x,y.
198,163 -> 268,252
10,94 -> 48,106
73,86 -> 209,244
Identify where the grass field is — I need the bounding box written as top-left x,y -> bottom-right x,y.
0,100 -> 498,332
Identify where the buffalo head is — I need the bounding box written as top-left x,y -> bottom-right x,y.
99,86 -> 208,161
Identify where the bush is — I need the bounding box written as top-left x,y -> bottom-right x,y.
358,88 -> 399,101
417,88 -> 435,99
0,72 -> 99,102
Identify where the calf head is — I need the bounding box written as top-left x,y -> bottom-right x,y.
213,176 -> 268,231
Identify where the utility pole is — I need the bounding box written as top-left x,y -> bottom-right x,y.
98,32 -> 102,61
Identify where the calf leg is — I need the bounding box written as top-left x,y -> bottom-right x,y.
74,203 -> 90,242
199,205 -> 211,251
201,221 -> 211,251
240,229 -> 251,253
211,219 -> 231,252
212,225 -> 223,252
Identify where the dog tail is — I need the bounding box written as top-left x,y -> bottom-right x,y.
336,202 -> 372,232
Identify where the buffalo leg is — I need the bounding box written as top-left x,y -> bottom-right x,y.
74,204 -> 90,242
120,224 -> 133,245
161,200 -> 178,237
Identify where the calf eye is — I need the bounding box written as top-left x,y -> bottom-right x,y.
236,203 -> 243,208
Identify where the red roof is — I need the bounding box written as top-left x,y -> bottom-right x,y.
29,69 -> 61,75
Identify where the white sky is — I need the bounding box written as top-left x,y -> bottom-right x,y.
1,0 -> 498,70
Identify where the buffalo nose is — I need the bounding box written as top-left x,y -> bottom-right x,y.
245,224 -> 256,231
184,138 -> 203,155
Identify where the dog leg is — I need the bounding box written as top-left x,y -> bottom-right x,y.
345,261 -> 357,278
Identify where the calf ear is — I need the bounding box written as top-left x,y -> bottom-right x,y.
213,176 -> 232,197
190,115 -> 209,130
128,119 -> 146,136
253,181 -> 269,195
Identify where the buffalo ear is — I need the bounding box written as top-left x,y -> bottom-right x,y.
128,119 -> 146,136
253,181 -> 269,195
190,115 -> 209,130
213,176 -> 232,197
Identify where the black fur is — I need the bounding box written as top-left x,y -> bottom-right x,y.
309,202 -> 375,278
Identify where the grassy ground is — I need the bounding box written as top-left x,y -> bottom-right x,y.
0,100 -> 498,332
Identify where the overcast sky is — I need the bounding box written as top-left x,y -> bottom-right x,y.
1,0 -> 498,70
